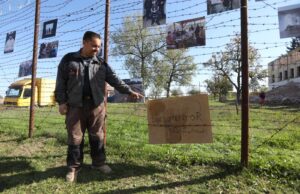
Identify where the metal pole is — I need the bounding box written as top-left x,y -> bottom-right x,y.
29,0 -> 40,138
103,0 -> 110,144
240,0 -> 249,167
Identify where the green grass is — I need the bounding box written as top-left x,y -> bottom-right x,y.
0,102 -> 299,193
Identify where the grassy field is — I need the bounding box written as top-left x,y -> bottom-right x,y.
0,101 -> 299,193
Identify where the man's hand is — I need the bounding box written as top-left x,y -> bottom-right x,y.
129,91 -> 144,100
59,103 -> 68,115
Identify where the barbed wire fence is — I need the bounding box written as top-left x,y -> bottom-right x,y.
0,0 -> 299,168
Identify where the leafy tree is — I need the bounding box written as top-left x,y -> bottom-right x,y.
187,87 -> 201,95
204,34 -> 265,104
149,49 -> 196,98
286,37 -> 300,52
112,15 -> 197,97
205,74 -> 232,101
148,87 -> 164,99
158,49 -> 197,97
111,15 -> 165,89
249,66 -> 268,92
218,77 -> 232,101
205,78 -> 218,100
170,88 -> 183,97
148,57 -> 168,99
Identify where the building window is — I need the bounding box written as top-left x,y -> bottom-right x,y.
284,70 -> 288,80
298,66 -> 300,77
290,68 -> 294,78
272,75 -> 275,83
271,63 -> 274,71
279,72 -> 282,81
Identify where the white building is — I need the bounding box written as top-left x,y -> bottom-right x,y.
268,48 -> 300,90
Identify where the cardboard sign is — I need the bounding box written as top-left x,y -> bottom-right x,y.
147,94 -> 212,144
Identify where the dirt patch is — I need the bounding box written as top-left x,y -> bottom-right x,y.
0,135 -> 19,154
3,137 -> 58,158
250,82 -> 300,105
267,82 -> 300,105
252,82 -> 300,105
8,140 -> 45,157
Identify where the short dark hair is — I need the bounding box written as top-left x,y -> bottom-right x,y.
83,31 -> 101,41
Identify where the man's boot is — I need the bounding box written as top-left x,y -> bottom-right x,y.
66,167 -> 80,182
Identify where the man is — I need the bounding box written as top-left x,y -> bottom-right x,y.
208,0 -> 224,14
158,0 -> 165,19
259,91 -> 266,107
150,0 -> 160,25
4,34 -> 15,53
55,31 -> 143,182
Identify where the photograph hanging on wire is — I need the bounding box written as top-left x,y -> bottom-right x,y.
38,41 -> 59,59
143,0 -> 166,27
18,60 -> 32,77
278,3 -> 300,39
166,17 -> 206,49
110,78 -> 144,103
207,0 -> 240,15
42,19 -> 58,39
4,31 -> 16,54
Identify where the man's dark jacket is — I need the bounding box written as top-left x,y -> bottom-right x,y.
55,51 -> 133,107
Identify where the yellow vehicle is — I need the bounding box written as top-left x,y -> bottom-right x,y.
4,78 -> 56,106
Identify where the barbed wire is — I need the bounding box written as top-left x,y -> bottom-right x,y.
251,115 -> 300,150
0,0 -> 299,159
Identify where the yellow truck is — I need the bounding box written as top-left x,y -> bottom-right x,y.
4,78 -> 56,106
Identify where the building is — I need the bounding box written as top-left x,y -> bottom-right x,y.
268,48 -> 300,90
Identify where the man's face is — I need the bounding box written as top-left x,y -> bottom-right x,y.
82,37 -> 101,57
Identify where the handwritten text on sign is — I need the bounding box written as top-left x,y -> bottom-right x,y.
147,94 -> 212,144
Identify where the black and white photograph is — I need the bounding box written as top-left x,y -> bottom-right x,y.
166,17 -> 206,49
278,3 -> 300,38
18,60 -> 32,77
38,41 -> 59,59
4,31 -> 16,53
143,0 -> 166,27
207,0 -> 240,15
42,19 -> 58,38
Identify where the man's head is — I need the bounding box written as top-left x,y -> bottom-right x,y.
81,31 -> 101,57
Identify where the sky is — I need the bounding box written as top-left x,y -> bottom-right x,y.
0,0 -> 299,97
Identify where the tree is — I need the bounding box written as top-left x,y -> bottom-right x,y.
148,87 -> 164,99
170,88 -> 183,97
111,15 -> 165,89
249,66 -> 268,92
187,87 -> 201,95
205,78 -> 218,100
286,37 -> 300,52
205,74 -> 232,102
204,34 -> 265,104
148,57 -> 168,99
151,49 -> 197,97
